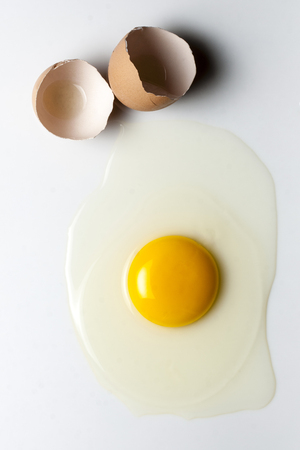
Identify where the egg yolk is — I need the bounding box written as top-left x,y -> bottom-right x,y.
127,236 -> 219,327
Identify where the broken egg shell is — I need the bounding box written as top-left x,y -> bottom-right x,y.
33,60 -> 114,140
108,27 -> 197,112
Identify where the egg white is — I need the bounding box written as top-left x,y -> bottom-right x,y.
66,121 -> 276,418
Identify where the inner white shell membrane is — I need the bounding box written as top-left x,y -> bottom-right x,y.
66,121 -> 277,418
35,60 -> 114,140
126,27 -> 196,97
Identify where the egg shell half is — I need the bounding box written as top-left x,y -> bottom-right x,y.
33,60 -> 114,140
108,27 -> 196,111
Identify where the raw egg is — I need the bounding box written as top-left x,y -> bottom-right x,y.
32,60 -> 114,139
65,121 -> 277,418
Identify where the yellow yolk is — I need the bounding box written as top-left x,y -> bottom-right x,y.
127,236 -> 219,327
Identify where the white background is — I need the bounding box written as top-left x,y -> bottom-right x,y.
1,0 -> 299,449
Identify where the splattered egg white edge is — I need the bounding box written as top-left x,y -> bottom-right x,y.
65,121 -> 277,418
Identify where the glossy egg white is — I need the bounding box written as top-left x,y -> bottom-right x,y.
65,121 -> 277,418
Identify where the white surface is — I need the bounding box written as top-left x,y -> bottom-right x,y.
0,0 -> 299,449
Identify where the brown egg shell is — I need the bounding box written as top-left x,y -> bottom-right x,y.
33,60 -> 114,140
108,27 -> 196,112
